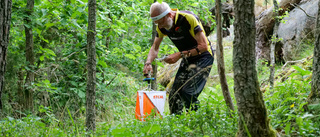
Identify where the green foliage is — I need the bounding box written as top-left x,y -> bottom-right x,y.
103,107 -> 236,136
271,35 -> 283,42
264,67 -> 320,136
277,9 -> 289,24
4,0 -> 320,136
2,56 -> 320,136
295,39 -> 315,61
166,0 -> 215,29
0,84 -> 239,136
5,0 -> 217,117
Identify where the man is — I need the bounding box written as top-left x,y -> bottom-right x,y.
143,2 -> 214,114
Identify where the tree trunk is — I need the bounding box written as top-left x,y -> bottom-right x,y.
86,0 -> 97,133
215,0 -> 234,112
151,0 -> 157,90
269,0 -> 280,89
24,0 -> 35,111
233,0 -> 276,136
18,67 -> 24,107
151,21 -> 157,90
105,28 -> 110,49
308,0 -> 320,104
0,0 -> 12,110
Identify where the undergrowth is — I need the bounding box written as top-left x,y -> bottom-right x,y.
2,65 -> 319,137
264,66 -> 320,136
1,86 -> 238,137
1,40 -> 320,137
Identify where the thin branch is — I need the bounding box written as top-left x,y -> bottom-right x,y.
106,73 -> 118,87
169,65 -> 212,101
290,3 -> 316,19
61,47 -> 86,61
281,58 -> 306,69
33,63 -> 58,74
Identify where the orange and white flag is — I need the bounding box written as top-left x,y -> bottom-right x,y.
135,90 -> 166,121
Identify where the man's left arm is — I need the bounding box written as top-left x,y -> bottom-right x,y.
182,14 -> 209,56
164,32 -> 208,64
180,31 -> 208,57
194,31 -> 208,53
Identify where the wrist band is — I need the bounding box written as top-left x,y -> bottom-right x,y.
180,51 -> 184,58
145,63 -> 151,66
196,47 -> 201,55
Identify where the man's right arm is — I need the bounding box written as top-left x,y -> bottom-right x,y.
143,36 -> 163,75
146,37 -> 163,64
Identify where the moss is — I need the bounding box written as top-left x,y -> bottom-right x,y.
268,124 -> 278,137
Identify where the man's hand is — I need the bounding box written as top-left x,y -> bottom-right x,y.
164,52 -> 180,64
143,63 -> 153,77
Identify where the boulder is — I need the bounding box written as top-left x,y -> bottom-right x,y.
255,0 -> 302,61
277,0 -> 318,61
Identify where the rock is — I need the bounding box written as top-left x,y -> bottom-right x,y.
277,0 -> 318,61
255,0 -> 319,62
255,0 -> 302,61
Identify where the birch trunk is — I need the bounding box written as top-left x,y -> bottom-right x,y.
269,0 -> 280,89
216,0 -> 234,112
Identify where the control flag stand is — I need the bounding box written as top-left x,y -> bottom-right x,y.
135,75 -> 166,121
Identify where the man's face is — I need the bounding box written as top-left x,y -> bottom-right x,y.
154,15 -> 173,30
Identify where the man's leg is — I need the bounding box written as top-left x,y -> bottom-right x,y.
169,60 -> 189,115
169,54 -> 213,114
180,54 -> 214,112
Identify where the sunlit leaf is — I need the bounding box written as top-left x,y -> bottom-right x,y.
98,60 -> 108,68
24,24 -> 30,28
70,81 -> 77,86
43,48 -> 56,57
45,22 -> 55,29
116,20 -> 125,28
125,54 -> 136,60
78,91 -> 85,99
191,2 -> 199,7
148,124 -> 161,134
285,122 -> 291,135
111,128 -> 130,136
40,56 -> 44,61
35,0 -> 41,5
